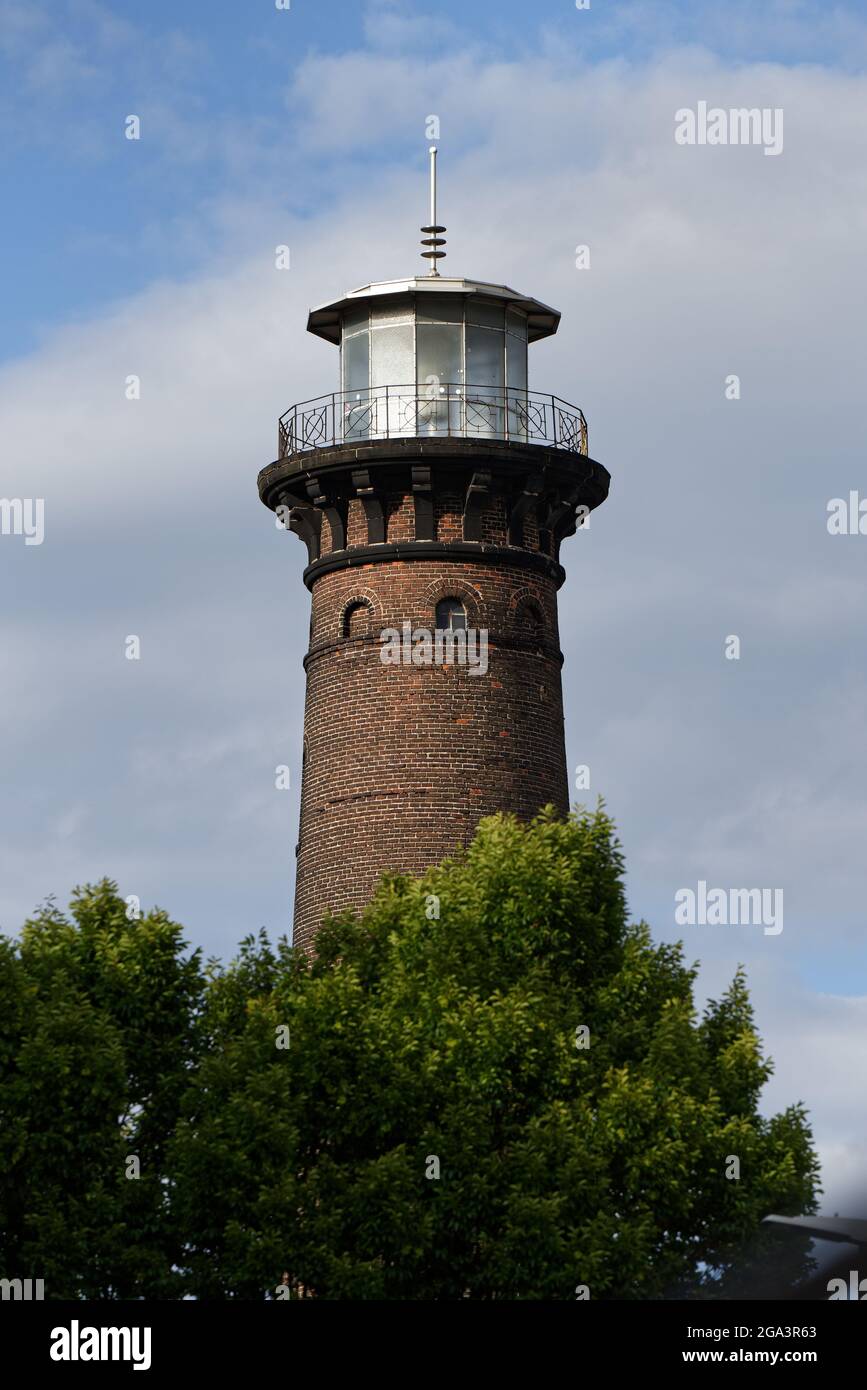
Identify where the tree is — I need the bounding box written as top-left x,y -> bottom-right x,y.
0,882 -> 204,1298
168,806 -> 820,1299
0,810 -> 820,1298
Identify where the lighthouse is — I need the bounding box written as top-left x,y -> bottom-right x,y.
258,151 -> 610,952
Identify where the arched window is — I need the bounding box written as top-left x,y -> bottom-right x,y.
521,600 -> 545,632
343,600 -> 372,638
435,597 -> 467,632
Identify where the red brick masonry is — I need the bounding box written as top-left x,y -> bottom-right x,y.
296,557 -> 568,949
257,437 -> 609,952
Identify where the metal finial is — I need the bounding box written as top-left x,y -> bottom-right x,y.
420,145 -> 446,276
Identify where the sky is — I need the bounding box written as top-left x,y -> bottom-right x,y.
2,0 -> 867,1215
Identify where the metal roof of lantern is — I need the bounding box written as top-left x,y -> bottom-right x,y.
306,277 -> 561,345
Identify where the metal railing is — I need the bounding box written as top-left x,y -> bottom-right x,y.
277,384 -> 588,459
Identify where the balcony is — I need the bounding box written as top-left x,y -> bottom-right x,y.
277,384 -> 588,461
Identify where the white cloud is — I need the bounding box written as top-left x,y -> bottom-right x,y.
362,0 -> 459,52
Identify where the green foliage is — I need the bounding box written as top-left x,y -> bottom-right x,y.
169,806 -> 820,1299
0,884 -> 204,1297
0,809 -> 821,1299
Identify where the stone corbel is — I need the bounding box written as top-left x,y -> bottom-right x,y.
276,492 -> 322,564
351,468 -> 385,545
305,477 -> 347,552
545,470 -> 595,541
411,465 -> 435,541
462,469 -> 492,542
508,472 -> 544,546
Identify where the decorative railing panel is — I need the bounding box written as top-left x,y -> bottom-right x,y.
278,385 -> 588,459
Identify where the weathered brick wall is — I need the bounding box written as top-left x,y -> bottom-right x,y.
293,474 -> 571,951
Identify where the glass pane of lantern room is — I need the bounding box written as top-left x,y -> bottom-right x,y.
370,324 -> 414,436
466,326 -> 504,388
370,295 -> 413,325
466,299 -> 505,329
416,323 -> 462,435
342,330 -> 370,441
344,304 -> 370,333
465,325 -> 505,439
416,294 -> 463,323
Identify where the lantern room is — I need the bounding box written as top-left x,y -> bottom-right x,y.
304,276 -> 560,442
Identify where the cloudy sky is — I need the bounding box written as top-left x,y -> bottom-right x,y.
1,0 -> 866,1214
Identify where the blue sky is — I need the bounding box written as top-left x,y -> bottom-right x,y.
2,0 -> 867,1210
4,0 -> 865,358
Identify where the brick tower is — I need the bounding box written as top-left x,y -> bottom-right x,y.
258,151 -> 610,952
